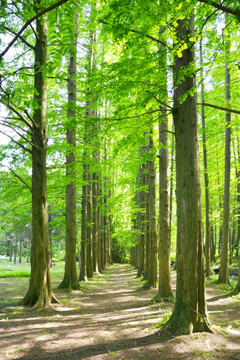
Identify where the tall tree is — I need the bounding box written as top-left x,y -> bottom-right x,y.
200,38 -> 211,277
23,3 -> 57,307
158,115 -> 174,299
158,24 -> 173,299
166,14 -> 212,334
58,10 -> 80,290
219,17 -> 231,284
146,132 -> 157,289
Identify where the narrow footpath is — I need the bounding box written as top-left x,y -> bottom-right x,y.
0,264 -> 239,359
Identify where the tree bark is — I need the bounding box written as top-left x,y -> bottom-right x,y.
79,146 -> 88,282
219,20 -> 231,284
200,38 -> 211,277
147,134 -> 157,289
234,137 -> 240,293
87,171 -> 94,278
158,115 -> 174,299
144,148 -> 150,281
58,10 -> 80,290
23,7 -> 57,307
166,15 -> 212,334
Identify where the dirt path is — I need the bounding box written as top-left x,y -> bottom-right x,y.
0,264 -> 240,359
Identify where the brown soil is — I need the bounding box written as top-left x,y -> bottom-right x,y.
0,264 -> 240,360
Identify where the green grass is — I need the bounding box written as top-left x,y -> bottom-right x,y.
0,271 -> 30,278
0,259 -> 66,278
0,259 -> 31,278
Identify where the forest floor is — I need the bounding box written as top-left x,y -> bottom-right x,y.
0,263 -> 240,360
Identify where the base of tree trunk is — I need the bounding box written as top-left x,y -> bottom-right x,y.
232,285 -> 240,295
162,306 -> 213,335
58,276 -> 81,290
22,291 -> 61,309
143,281 -> 157,290
153,293 -> 174,303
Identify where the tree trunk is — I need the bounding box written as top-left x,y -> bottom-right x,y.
169,121 -> 174,235
92,167 -> 100,274
79,152 -> 88,282
137,161 -> 145,277
219,20 -> 231,284
9,238 -> 12,262
19,233 -> 22,264
234,137 -> 240,293
23,8 -> 57,307
144,154 -> 150,281
200,38 -> 211,277
166,15 -> 212,334
87,171 -> 94,278
147,134 -> 157,289
14,232 -> 17,265
158,115 -> 174,299
59,10 -> 79,290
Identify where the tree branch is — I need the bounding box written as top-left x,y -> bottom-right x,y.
0,121 -> 33,146
106,108 -> 171,122
0,0 -> 72,60
99,20 -> 168,48
7,104 -> 34,130
146,90 -> 173,109
198,102 -> 240,115
3,165 -> 31,191
0,130 -> 32,154
197,0 -> 240,17
4,26 -> 35,51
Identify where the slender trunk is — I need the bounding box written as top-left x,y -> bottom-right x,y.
234,137 -> 240,293
79,156 -> 88,282
9,238 -> 12,262
200,38 -> 211,277
19,233 -> 22,264
158,115 -> 173,299
59,10 -> 79,290
236,138 -> 240,258
14,229 -> 17,265
137,161 -> 145,277
144,155 -> 150,280
87,171 -> 94,278
92,168 -> 100,274
169,121 -> 174,234
147,134 -> 157,288
219,20 -> 231,284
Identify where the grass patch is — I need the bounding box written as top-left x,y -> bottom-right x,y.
0,271 -> 30,278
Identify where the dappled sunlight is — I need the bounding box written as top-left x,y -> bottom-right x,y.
0,264 -> 239,359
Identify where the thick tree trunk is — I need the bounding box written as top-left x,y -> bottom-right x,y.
166,15 -> 212,334
23,10 -> 57,307
158,116 -> 174,299
59,10 -> 79,290
219,24 -> 231,284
